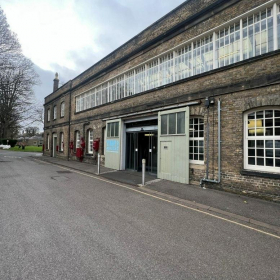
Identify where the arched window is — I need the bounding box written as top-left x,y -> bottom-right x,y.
53,105 -> 57,120
60,102 -> 65,117
189,117 -> 204,164
60,132 -> 64,152
244,108 -> 280,173
75,131 -> 80,151
87,129 -> 93,154
47,108 -> 50,122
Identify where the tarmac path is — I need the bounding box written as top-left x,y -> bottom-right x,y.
0,151 -> 280,279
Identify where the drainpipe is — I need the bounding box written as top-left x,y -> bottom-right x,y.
67,80 -> 72,161
200,99 -> 221,187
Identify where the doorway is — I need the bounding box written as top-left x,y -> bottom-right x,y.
53,133 -> 57,157
126,131 -> 157,174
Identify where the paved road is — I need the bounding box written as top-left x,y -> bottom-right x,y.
0,151 -> 280,280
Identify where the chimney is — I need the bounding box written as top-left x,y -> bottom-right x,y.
53,72 -> 59,92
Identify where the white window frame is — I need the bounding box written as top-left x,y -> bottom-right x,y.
53,105 -> 57,120
60,132 -> 64,151
75,131 -> 80,150
47,109 -> 50,122
60,102 -> 65,117
244,107 -> 280,173
189,117 -> 204,164
88,129 -> 93,154
74,1 -> 280,114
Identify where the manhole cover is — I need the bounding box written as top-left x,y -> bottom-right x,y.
56,170 -> 72,174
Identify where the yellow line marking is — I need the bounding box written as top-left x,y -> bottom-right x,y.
34,158 -> 280,240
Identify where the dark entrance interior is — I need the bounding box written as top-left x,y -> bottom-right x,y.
126,131 -> 158,174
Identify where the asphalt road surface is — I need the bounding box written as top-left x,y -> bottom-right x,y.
1,151 -> 280,280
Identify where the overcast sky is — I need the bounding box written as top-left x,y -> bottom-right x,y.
1,0 -> 186,105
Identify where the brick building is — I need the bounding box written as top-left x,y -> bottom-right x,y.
44,0 -> 280,199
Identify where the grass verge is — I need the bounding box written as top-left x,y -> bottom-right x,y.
9,146 -> 43,152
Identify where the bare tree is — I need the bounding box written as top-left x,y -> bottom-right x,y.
0,6 -> 40,139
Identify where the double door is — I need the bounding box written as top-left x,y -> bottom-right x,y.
126,131 -> 157,174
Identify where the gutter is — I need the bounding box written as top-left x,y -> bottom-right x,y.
200,99 -> 221,187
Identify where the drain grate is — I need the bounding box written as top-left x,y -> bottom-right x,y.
56,170 -> 73,174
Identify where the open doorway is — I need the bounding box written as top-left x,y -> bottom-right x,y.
126,131 -> 157,174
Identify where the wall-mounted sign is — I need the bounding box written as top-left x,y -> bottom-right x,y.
106,139 -> 119,153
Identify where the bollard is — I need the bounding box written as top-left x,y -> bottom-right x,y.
97,153 -> 100,175
142,159 -> 146,186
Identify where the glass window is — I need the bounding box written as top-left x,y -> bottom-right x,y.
60,132 -> 64,151
159,53 -> 173,86
147,60 -> 159,90
88,129 -> 93,154
161,112 -> 185,135
135,66 -> 146,94
47,109 -> 50,122
107,122 -> 119,138
189,118 -> 204,163
75,131 -> 80,150
60,102 -> 65,117
245,108 -> 280,172
175,45 -> 192,81
125,71 -> 135,96
53,106 -> 57,120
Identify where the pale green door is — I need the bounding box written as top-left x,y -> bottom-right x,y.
158,107 -> 189,184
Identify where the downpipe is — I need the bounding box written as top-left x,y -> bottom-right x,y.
200,99 -> 221,188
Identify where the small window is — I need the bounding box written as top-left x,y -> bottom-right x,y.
87,129 -> 93,154
244,108 -> 280,173
107,122 -> 119,137
53,105 -> 57,120
60,102 -> 65,117
60,132 -> 64,151
47,109 -> 50,122
189,118 -> 204,163
161,112 -> 185,135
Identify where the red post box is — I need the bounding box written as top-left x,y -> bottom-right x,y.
93,139 -> 100,152
80,137 -> 85,150
56,145 -> 59,151
69,141 -> 74,150
76,148 -> 82,158
42,144 -> 44,151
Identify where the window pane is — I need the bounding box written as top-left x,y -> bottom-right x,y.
161,115 -> 168,135
177,112 -> 185,134
248,140 -> 255,147
110,123 -> 115,137
257,158 -> 264,166
169,113 -> 176,134
107,124 -> 111,137
266,158 -> 273,166
248,157 -> 255,165
248,149 -> 255,156
115,122 -> 119,137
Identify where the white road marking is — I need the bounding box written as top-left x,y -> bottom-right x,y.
33,158 -> 280,240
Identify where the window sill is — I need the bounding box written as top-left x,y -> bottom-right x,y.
240,170 -> 280,179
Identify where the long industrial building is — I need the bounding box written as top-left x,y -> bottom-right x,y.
44,0 -> 280,199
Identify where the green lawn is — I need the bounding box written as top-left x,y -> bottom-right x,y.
9,146 -> 43,152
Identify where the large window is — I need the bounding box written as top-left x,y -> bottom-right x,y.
75,131 -> 80,150
75,3 -> 280,113
161,112 -> 185,135
53,105 -> 57,120
107,122 -> 119,138
244,108 -> 280,173
189,118 -> 204,163
87,129 -> 93,154
47,109 -> 50,122
60,132 -> 64,151
60,102 -> 65,117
